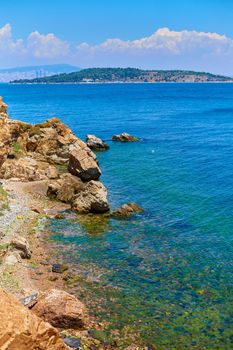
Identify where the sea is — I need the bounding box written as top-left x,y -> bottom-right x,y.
1,83 -> 233,349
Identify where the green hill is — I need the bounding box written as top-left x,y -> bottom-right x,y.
10,67 -> 233,84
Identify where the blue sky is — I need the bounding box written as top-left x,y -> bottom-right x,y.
1,0 -> 233,74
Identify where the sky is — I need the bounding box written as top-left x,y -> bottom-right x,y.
1,0 -> 233,75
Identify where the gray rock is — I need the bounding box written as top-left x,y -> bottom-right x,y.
72,180 -> 109,213
52,263 -> 68,274
86,134 -> 109,151
20,292 -> 39,308
11,235 -> 32,259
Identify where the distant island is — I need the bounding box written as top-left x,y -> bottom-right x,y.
10,67 -> 233,84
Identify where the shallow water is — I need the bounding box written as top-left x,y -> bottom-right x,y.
1,83 -> 233,348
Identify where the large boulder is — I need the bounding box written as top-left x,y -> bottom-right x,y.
86,134 -> 109,151
112,132 -> 140,142
0,288 -> 70,350
72,180 -> 109,213
47,173 -> 85,203
31,289 -> 87,330
11,235 -> 32,259
68,149 -> 101,181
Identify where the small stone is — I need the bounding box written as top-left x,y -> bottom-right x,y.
49,275 -> 59,282
31,206 -> 45,215
55,213 -> 65,220
20,292 -> 39,308
63,337 -> 82,349
40,260 -> 49,266
52,263 -> 68,274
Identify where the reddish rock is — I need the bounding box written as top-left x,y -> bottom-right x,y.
0,288 -> 70,350
32,289 -> 87,329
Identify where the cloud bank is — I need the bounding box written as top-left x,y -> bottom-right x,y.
1,24 -> 233,75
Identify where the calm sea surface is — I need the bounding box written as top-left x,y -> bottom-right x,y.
1,83 -> 233,349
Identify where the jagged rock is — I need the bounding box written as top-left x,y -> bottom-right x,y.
20,292 -> 39,308
31,289 -> 87,329
111,202 -> 143,218
72,180 -> 109,213
86,134 -> 109,151
68,149 -> 101,181
0,288 -> 70,350
112,132 -> 140,142
0,157 -> 58,182
11,235 -> 32,259
47,173 -> 85,203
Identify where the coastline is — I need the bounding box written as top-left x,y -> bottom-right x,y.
0,179 -> 69,297
0,179 -> 109,349
9,80 -> 233,85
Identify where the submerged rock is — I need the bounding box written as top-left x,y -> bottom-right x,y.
112,132 -> 140,142
111,202 -> 143,218
31,289 -> 87,329
0,288 -> 70,349
86,134 -> 109,151
72,180 -> 110,213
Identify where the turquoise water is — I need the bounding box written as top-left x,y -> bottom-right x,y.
1,83 -> 233,348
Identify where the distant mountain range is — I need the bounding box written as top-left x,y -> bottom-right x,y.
0,64 -> 80,82
10,68 -> 233,84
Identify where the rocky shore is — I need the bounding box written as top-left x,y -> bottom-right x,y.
0,97 -> 143,349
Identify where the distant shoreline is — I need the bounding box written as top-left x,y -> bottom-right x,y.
10,80 -> 233,85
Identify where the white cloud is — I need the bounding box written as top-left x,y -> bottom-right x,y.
0,24 -> 24,54
76,27 -> 233,57
27,31 -> 69,58
0,24 -> 233,74
74,27 -> 233,74
0,24 -> 69,66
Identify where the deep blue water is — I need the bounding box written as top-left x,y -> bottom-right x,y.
1,83 -> 233,348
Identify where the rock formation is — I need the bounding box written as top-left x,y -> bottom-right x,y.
112,132 -> 140,142
0,97 -> 109,214
0,288 -> 70,350
86,134 -> 109,151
